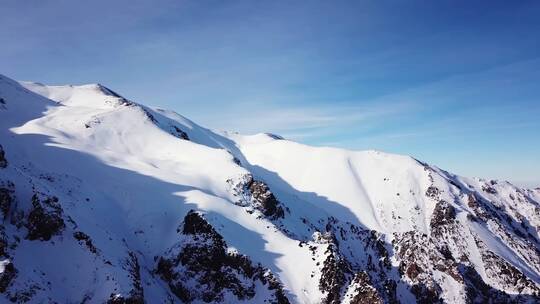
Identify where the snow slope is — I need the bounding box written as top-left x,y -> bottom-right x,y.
0,74 -> 539,303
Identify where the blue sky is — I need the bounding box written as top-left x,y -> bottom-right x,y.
1,1 -> 539,186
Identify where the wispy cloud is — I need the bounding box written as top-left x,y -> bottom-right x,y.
189,99 -> 415,141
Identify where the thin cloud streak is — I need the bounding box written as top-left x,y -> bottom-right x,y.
190,100 -> 415,139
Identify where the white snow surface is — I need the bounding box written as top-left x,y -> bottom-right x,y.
0,74 -> 539,303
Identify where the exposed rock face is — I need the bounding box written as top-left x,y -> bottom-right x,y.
0,188 -> 13,219
425,186 -> 440,200
26,194 -> 65,241
430,200 -> 456,229
248,179 -> 285,219
73,231 -> 98,254
105,251 -> 145,304
457,264 -> 538,303
0,260 -> 16,293
482,182 -> 498,194
265,133 -> 284,140
170,125 -> 189,140
107,293 -> 144,304
0,145 -> 6,168
475,238 -> 539,296
181,210 -> 216,235
156,210 -> 289,303
383,180 -> 540,303
347,272 -> 383,304
0,236 -> 7,258
228,174 -> 285,219
319,242 -> 352,304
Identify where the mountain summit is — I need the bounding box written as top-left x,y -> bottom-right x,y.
0,74 -> 539,303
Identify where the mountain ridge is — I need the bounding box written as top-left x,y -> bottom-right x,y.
0,74 -> 539,303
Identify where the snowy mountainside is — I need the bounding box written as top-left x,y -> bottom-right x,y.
0,73 -> 539,303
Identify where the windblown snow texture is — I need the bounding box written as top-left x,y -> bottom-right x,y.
0,74 -> 539,303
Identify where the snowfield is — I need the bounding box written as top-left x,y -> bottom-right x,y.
0,73 -> 539,303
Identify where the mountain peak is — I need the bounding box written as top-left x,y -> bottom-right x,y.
0,74 -> 539,303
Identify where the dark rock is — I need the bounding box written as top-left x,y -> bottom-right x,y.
157,211 -> 289,303
460,265 -> 513,303
0,145 -> 7,168
406,263 -> 422,279
128,252 -> 144,302
430,200 -> 456,229
258,271 -> 290,304
448,179 -> 462,190
265,133 -> 284,140
366,230 -> 391,269
393,231 -> 462,302
478,243 -> 540,296
182,210 -> 219,236
410,282 -> 442,304
382,279 -> 398,304
319,243 -> 351,304
0,235 -> 7,257
348,272 -> 383,304
467,193 -> 479,209
7,285 -> 37,303
107,293 -> 144,304
106,252 -> 144,303
118,98 -> 135,107
155,256 -> 192,302
171,126 -> 189,140
247,179 -> 285,219
0,260 -> 16,293
0,188 -> 13,219
141,108 -> 156,123
425,186 -> 440,199
97,84 -> 123,98
26,194 -> 65,241
73,231 -> 98,254
482,184 -> 497,194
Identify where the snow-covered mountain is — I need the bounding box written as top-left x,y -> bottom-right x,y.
0,73 -> 539,303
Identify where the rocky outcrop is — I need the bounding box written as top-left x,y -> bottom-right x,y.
170,125 -> 189,140
393,232 -> 446,303
107,293 -> 144,304
181,210 -> 216,235
0,187 -> 13,219
73,231 -> 98,254
347,272 -> 383,304
228,174 -> 285,219
26,194 -> 65,241
465,188 -> 540,276
248,179 -> 285,219
156,210 -> 289,303
0,234 -> 7,258
319,242 -> 352,304
106,252 -> 145,304
0,145 -> 7,168
459,265 -> 520,303
425,186 -> 440,200
265,133 -> 284,140
430,200 -> 456,229
475,238 -> 539,296
0,260 -> 16,293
